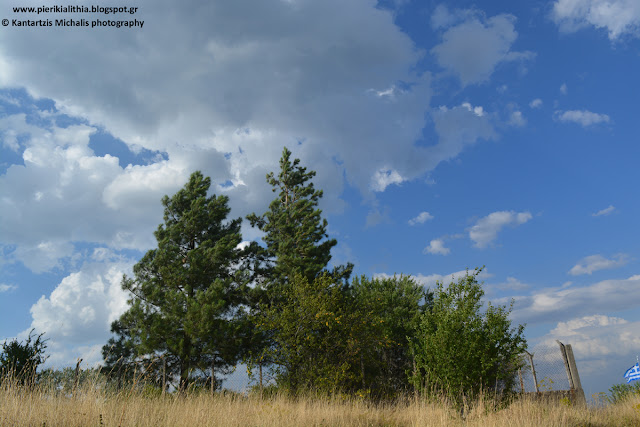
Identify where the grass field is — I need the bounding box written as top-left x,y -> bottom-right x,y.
2,378 -> 639,426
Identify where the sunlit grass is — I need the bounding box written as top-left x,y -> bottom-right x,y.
2,374 -> 639,426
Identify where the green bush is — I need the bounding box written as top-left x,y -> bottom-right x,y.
410,268 -> 527,403
608,382 -> 640,404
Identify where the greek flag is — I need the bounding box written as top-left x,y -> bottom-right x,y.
624,363 -> 640,383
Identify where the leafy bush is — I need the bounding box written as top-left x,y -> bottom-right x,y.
410,268 -> 527,403
0,329 -> 48,385
609,382 -> 640,404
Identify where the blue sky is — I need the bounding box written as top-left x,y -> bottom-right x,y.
1,0 -> 639,397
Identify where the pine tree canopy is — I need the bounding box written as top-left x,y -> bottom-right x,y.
107,171 -> 250,391
247,147 -> 352,290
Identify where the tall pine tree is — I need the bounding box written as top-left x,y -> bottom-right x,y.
247,147 -> 352,297
245,148 -> 352,388
104,171 -> 250,391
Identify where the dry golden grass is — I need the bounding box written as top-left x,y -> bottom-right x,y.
2,378 -> 640,426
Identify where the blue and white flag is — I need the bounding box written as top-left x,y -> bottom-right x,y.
624,363 -> 640,383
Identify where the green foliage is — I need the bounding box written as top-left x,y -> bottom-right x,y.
256,273 -> 360,393
105,171 -> 251,391
0,329 -> 48,384
410,268 -> 527,402
609,382 -> 640,404
247,147 -> 352,295
348,275 -> 430,397
254,273 -> 429,397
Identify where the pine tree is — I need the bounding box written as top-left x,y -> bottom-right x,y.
105,171 -> 250,391
247,147 -> 352,297
245,147 -> 353,390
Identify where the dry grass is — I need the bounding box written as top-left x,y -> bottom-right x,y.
2,378 -> 639,426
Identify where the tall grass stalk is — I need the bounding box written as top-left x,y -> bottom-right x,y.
1,373 -> 639,426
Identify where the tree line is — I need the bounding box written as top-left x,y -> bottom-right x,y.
2,147 -> 527,402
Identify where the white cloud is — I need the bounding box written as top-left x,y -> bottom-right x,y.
529,98 -> 543,108
0,0 -> 439,208
13,241 -> 76,274
560,83 -> 568,94
569,254 -> 628,275
27,258 -> 133,367
424,238 -> 450,255
468,211 -> 532,248
592,205 -> 615,216
0,283 -> 17,293
508,111 -> 526,127
371,168 -> 404,192
552,0 -> 640,40
507,274 -> 640,323
408,211 -> 434,226
0,114 -> 171,271
431,7 -> 535,85
555,109 -> 610,126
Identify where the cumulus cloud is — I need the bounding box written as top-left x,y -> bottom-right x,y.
592,205 -> 615,216
529,98 -> 543,108
0,113 -> 173,272
424,238 -> 450,255
27,255 -> 133,367
431,7 -> 535,85
552,0 -> 640,40
555,110 -> 610,126
569,254 -> 628,275
0,283 -> 17,293
0,0 -> 438,206
468,211 -> 532,248
408,211 -> 434,226
507,274 -> 640,324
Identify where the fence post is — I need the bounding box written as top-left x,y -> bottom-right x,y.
556,340 -> 574,389
565,344 -> 586,405
526,351 -> 539,393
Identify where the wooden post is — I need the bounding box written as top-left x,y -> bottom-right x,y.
526,352 -> 539,393
565,344 -> 586,405
556,340 -> 574,389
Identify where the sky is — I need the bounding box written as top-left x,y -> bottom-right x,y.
1,0 -> 639,398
